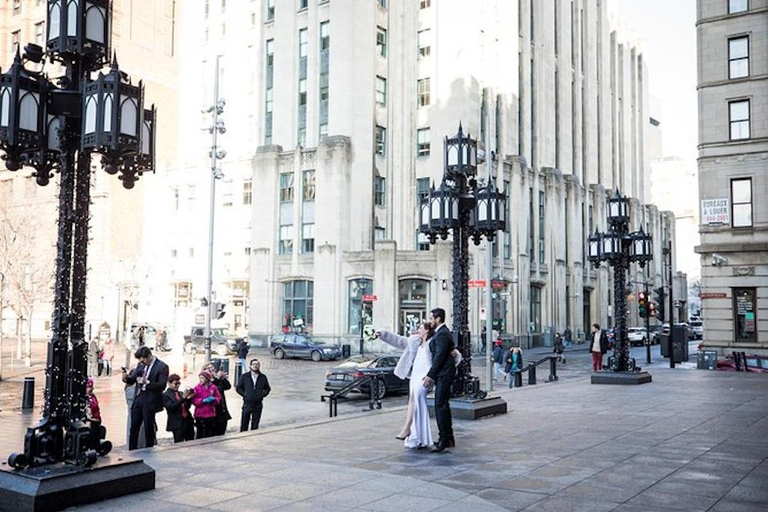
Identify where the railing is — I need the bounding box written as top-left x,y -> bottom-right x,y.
320,369 -> 388,417
510,355 -> 560,388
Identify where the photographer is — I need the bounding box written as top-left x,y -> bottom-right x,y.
163,374 -> 195,443
122,346 -> 169,450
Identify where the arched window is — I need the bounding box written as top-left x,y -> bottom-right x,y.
348,278 -> 372,333
398,279 -> 429,335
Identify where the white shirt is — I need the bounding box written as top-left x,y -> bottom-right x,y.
591,331 -> 602,353
142,358 -> 155,390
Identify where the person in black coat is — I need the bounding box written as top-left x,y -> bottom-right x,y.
235,358 -> 271,431
423,307 -> 456,453
589,323 -> 609,372
163,373 -> 195,443
123,346 -> 169,450
204,362 -> 232,436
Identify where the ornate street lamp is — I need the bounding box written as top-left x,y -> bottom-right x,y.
1,0 -> 156,503
419,124 -> 506,398
588,189 -> 653,376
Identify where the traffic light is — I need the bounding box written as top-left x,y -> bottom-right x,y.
214,302 -> 226,319
638,291 -> 647,318
648,302 -> 657,318
653,287 -> 665,321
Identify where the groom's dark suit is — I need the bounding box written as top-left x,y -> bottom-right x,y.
427,323 -> 455,447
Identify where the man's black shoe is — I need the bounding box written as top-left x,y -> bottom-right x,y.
431,440 -> 449,453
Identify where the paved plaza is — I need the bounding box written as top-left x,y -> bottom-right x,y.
37,360 -> 768,511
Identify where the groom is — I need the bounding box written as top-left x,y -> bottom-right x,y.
423,307 -> 456,452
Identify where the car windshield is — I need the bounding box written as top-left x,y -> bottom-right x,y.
336,356 -> 376,368
212,328 -> 238,337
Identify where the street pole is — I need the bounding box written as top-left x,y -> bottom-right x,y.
0,271 -> 4,381
486,242 -> 493,392
666,240 -> 675,369
645,283 -> 651,365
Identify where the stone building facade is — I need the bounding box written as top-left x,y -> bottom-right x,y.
696,0 -> 768,355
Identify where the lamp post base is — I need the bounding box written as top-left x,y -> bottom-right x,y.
591,371 -> 652,385
427,396 -> 508,420
0,455 -> 155,512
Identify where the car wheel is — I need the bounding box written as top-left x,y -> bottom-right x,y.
274,348 -> 285,359
375,380 -> 387,399
311,350 -> 322,362
215,345 -> 228,357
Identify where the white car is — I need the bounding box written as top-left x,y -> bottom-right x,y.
690,318 -> 703,340
627,327 -> 649,346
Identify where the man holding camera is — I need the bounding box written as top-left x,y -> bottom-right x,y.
123,346 -> 169,450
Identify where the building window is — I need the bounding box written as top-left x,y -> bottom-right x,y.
171,249 -> 178,258
417,128 -> 430,156
420,0 -> 431,9
319,21 -> 330,137
34,22 -> 45,45
280,173 -> 294,202
298,28 -> 308,146
503,180 -> 511,259
303,170 -> 316,200
376,76 -> 387,106
348,279 -> 373,334
302,223 -> 314,253
728,36 -> 749,79
398,279 -> 429,335
530,286 -> 542,333
728,0 -> 748,14
172,187 -> 179,211
174,282 -> 193,308
538,190 -> 545,263
375,226 -> 387,240
375,125 -> 386,156
12,0 -> 21,15
417,78 -> 430,107
418,29 -> 431,57
320,21 -> 330,50
299,0 -> 308,10
375,176 -> 386,206
243,179 -> 253,205
266,0 -> 275,21
733,288 -> 757,343
279,225 -> 294,255
265,39 -> 274,144
529,187 -> 535,261
11,31 -> 21,49
378,0 -> 387,8
417,178 -> 431,251
245,247 -> 252,256
731,178 -> 752,228
284,280 -> 313,327
729,99 -> 750,140
376,27 -> 387,57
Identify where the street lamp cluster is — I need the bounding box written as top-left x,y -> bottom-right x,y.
419,124 -> 506,397
1,1 -> 155,469
588,189 -> 652,373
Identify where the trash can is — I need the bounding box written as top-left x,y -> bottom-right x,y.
342,344 -> 351,358
671,325 -> 689,363
697,350 -> 717,370
211,357 -> 229,374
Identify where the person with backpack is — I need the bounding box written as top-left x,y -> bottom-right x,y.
492,340 -> 505,381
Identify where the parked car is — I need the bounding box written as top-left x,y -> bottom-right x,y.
269,333 -> 342,362
130,323 -> 162,350
184,326 -> 243,356
324,355 -> 408,399
690,318 -> 703,340
627,327 -> 650,347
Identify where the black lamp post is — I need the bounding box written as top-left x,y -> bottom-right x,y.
1,1 -> 155,471
588,189 -> 652,374
419,124 -> 506,398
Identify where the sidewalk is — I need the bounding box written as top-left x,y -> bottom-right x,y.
60,366 -> 768,511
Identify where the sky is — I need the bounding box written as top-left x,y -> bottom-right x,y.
610,0 -> 698,162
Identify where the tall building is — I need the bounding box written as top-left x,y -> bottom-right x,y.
147,0 -> 676,350
696,0 -> 768,354
0,0 -> 180,343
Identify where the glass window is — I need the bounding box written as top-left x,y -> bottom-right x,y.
417,178 -> 431,251
303,170 -> 316,201
398,279 -> 429,335
375,227 -> 386,240
733,288 -> 756,342
378,0 -> 387,7
418,29 -> 431,57
302,223 -> 314,253
417,78 -> 430,107
375,125 -> 386,156
284,280 -> 313,327
348,279 -> 373,333
375,176 -> 386,206
279,225 -> 293,255
530,286 -> 541,333
299,28 -> 308,58
34,22 -> 45,45
266,0 -> 275,21
242,179 -> 252,205
12,0 -> 21,15
729,0 -> 748,13
320,21 -> 330,50
376,27 -> 387,57
729,36 -> 749,79
420,0 -> 431,9
529,187 -> 535,261
376,76 -> 387,106
417,128 -> 430,156
299,0 -> 308,10
729,99 -> 750,140
538,190 -> 545,263
731,178 -> 752,227
504,180 -> 511,259
280,173 -> 294,202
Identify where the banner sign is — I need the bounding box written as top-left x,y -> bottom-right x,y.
702,198 -> 729,225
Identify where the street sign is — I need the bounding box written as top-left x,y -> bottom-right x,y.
700,292 -> 727,299
468,279 -> 486,288
363,294 -> 377,302
480,307 -> 486,321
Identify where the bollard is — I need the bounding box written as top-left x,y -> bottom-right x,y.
548,357 -> 558,381
528,363 -> 537,385
513,370 -> 523,388
22,377 -> 35,410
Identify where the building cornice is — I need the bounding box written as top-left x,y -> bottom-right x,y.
696,7 -> 768,27
697,73 -> 768,90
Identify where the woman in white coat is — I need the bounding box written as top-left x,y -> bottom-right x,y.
377,322 -> 461,449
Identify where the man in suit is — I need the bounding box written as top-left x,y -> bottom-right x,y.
589,323 -> 609,372
163,373 -> 195,443
423,307 -> 456,453
123,346 -> 169,449
235,358 -> 271,431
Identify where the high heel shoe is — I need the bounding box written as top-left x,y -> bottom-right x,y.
395,432 -> 408,440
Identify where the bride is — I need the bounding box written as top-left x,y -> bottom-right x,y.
377,323 -> 461,449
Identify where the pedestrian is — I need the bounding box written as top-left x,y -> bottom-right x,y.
191,369 -> 221,439
204,361 -> 232,436
492,339 -> 505,381
480,326 -> 487,355
553,333 -> 566,364
506,346 -> 524,388
102,337 -> 115,376
163,373 -> 195,443
236,339 -> 249,376
137,326 -> 146,347
236,359 -> 271,431
589,323 -> 609,372
89,337 -> 100,377
123,346 -> 169,450
563,326 -> 573,347
422,307 -> 456,453
85,377 -> 102,441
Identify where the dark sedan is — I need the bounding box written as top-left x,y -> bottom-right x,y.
324,355 -> 409,399
269,333 -> 342,362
